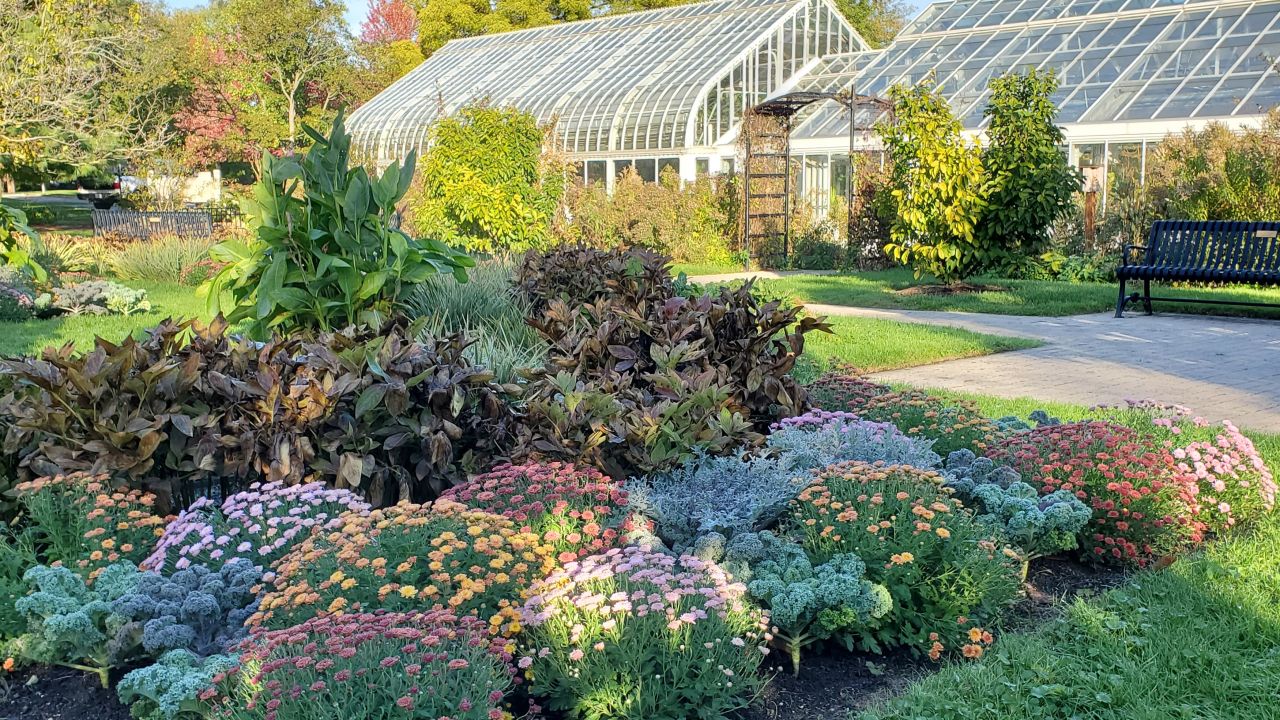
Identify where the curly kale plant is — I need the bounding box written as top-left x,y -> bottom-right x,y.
722,531 -> 891,673
15,563 -> 143,687
993,409 -> 1062,432
113,559 -> 260,658
944,450 -> 1091,569
118,650 -> 237,720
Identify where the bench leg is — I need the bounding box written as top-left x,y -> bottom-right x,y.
1115,277 -> 1128,318
1142,279 -> 1153,315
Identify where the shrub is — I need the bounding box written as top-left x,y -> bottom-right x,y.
112,559 -> 260,658
990,422 -> 1200,565
251,500 -> 557,634
1093,401 -> 1276,534
177,257 -> 228,287
847,390 -> 1003,456
52,280 -> 151,315
559,169 -> 735,265
15,563 -> 143,687
111,235 -> 215,284
144,481 -> 370,574
0,319 -> 521,507
721,531 -> 891,673
514,245 -> 675,312
785,462 -> 1022,655
210,610 -> 515,720
519,546 -> 770,720
117,650 -> 238,720
976,69 -> 1082,273
0,202 -> 48,283
522,278 -> 828,477
439,462 -> 637,562
805,368 -> 892,412
15,473 -> 168,583
878,79 -> 987,283
0,530 -> 38,638
406,103 -> 567,254
204,112 -> 474,338
0,282 -> 35,321
1145,110 -> 1280,221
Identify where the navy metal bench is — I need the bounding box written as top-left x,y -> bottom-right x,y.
1115,220 -> 1280,317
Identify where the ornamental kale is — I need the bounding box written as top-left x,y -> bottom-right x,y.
15,563 -> 144,687
113,559 -> 260,658
117,650 -> 237,720
941,449 -> 1023,498
722,531 -> 891,674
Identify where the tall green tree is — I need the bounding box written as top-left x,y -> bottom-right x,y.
877,78 -> 988,283
404,104 -> 567,253
0,0 -> 182,182
977,69 -> 1082,272
833,0 -> 908,47
220,0 -> 352,151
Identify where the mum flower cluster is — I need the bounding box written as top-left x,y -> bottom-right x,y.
804,368 -> 891,412
844,390 -> 1004,456
440,461 -> 636,562
208,610 -> 515,720
786,461 -> 1021,654
992,421 -> 1200,565
16,473 -> 168,583
1096,402 -> 1276,533
144,481 -> 370,573
520,546 -> 770,720
251,500 -> 557,636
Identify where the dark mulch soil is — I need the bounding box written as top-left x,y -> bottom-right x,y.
739,555 -> 1130,720
894,283 -> 1008,296
741,648 -> 932,720
0,666 -> 132,720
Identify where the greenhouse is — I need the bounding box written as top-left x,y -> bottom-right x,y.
349,0 -> 1280,204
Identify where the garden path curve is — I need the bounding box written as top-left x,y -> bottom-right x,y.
805,304 -> 1280,433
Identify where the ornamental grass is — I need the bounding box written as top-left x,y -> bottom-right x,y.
439,461 -> 640,563
990,421 -> 1200,565
15,473 -> 169,583
250,500 -> 558,636
208,610 -> 515,720
520,545 -> 770,720
785,461 -> 1021,655
144,481 -> 370,574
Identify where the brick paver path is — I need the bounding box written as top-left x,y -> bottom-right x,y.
801,304 -> 1280,433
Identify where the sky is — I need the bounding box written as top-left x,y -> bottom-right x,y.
164,0 -> 372,31
163,0 -> 930,34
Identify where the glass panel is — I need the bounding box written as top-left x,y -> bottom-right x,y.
1195,75 -> 1262,116
695,157 -> 710,176
586,160 -> 607,185
657,157 -> 680,180
1117,81 -> 1182,119
721,157 -> 736,175
615,159 -> 634,179
1240,81 -> 1280,114
635,158 -> 657,183
1108,143 -> 1143,196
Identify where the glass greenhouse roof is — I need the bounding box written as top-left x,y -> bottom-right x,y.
793,0 -> 1280,140
349,0 -> 870,161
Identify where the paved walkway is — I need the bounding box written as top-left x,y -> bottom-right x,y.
810,305 -> 1280,433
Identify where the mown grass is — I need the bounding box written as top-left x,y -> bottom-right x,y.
671,260 -> 745,277
801,316 -> 1039,375
762,268 -> 1280,319
0,282 -> 213,357
857,389 -> 1280,720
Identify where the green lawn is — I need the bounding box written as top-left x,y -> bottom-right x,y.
0,282 -> 213,357
761,268 -> 1280,319
672,260 -> 745,277
5,198 -> 94,231
857,389 -> 1280,720
800,315 -> 1039,376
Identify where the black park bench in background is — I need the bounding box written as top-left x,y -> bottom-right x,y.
1115,220 -> 1280,317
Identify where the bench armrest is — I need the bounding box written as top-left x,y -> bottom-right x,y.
1121,244 -> 1148,264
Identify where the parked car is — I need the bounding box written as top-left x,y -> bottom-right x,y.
76,175 -> 144,209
